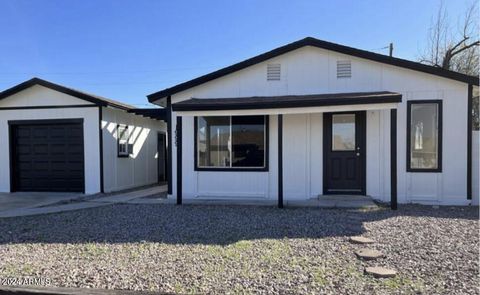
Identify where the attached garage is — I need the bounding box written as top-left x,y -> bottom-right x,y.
9,119 -> 85,192
0,78 -> 167,194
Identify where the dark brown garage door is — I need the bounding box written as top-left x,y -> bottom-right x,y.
9,119 -> 85,192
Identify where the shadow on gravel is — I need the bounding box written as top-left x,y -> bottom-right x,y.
0,204 -> 477,245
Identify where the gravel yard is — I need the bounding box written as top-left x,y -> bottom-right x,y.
0,204 -> 478,294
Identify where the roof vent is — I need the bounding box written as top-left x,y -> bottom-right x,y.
267,64 -> 281,81
337,60 -> 351,78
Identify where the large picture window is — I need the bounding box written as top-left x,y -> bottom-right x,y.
407,100 -> 442,172
195,115 -> 268,171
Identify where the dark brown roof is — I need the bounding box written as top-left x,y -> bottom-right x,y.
148,37 -> 479,104
172,91 -> 402,112
127,108 -> 167,120
0,77 -> 135,110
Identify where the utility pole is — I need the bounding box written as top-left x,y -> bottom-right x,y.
389,43 -> 394,57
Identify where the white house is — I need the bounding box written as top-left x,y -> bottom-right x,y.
147,37 -> 479,208
0,78 -> 167,194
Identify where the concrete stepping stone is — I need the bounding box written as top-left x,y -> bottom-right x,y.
349,236 -> 375,244
355,248 -> 384,260
365,266 -> 397,278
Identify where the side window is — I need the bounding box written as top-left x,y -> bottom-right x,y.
407,100 -> 442,172
117,124 -> 130,157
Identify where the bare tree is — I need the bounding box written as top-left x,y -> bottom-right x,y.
420,1 -> 479,75
420,1 -> 479,130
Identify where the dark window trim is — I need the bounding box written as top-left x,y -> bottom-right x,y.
117,124 -> 130,158
194,115 -> 269,172
406,100 -> 443,173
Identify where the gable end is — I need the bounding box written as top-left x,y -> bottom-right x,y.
147,37 -> 479,104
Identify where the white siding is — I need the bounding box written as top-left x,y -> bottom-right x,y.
168,46 -> 470,205
101,107 -> 166,193
0,85 -> 94,107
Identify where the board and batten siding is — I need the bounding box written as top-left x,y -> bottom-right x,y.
101,107 -> 167,193
0,85 -> 101,194
169,46 -> 470,205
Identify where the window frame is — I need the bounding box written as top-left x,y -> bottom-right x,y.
406,100 -> 443,172
117,124 -> 130,158
331,113 -> 356,151
194,115 -> 269,172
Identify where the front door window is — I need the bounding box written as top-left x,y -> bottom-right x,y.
332,114 -> 356,151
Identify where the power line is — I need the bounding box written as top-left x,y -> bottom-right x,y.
0,79 -> 188,86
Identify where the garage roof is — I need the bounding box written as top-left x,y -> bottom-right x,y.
0,77 -> 135,110
0,78 -> 168,120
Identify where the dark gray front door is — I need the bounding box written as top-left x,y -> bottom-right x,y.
157,133 -> 167,182
323,111 -> 366,195
10,120 -> 85,192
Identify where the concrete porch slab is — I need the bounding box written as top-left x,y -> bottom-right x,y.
179,195 -> 378,209
283,195 -> 378,209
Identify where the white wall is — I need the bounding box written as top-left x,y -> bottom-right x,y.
101,107 -> 167,193
0,86 -> 101,194
0,85 -> 93,107
168,46 -> 470,205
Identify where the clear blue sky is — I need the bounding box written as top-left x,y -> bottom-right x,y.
0,0 -> 470,107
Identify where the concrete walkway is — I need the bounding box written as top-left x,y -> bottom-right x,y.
0,188 -> 377,218
90,186 -> 168,204
180,195 -> 378,209
0,192 -> 85,212
0,185 -> 167,218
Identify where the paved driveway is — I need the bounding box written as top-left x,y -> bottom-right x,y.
0,192 -> 83,212
0,185 -> 168,218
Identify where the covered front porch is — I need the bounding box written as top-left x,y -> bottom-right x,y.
172,91 -> 401,210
